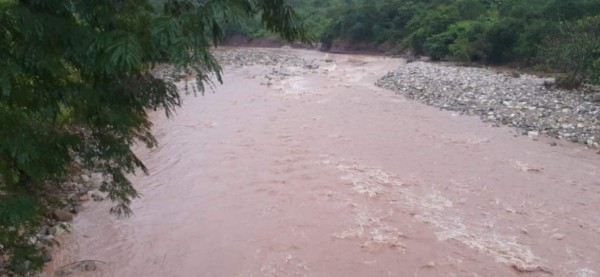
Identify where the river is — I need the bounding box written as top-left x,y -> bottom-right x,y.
51,49 -> 600,276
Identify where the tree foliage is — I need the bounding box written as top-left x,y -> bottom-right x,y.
542,15 -> 600,87
0,0 -> 306,273
226,0 -> 599,81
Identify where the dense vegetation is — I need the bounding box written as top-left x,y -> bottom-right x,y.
229,0 -> 600,86
326,0 -> 600,85
0,0 -> 597,275
0,0 -> 305,274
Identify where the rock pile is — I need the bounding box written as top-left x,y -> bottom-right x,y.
213,48 -> 327,89
0,168 -> 106,277
212,48 -> 308,67
153,49 -> 322,88
376,62 -> 600,148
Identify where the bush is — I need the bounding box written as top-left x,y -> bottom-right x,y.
483,18 -> 524,64
588,58 -> 600,85
542,15 -> 600,84
447,20 -> 488,62
424,32 -> 454,60
406,4 -> 459,54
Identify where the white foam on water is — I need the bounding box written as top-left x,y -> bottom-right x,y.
327,158 -> 547,272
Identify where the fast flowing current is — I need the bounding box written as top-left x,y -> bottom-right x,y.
51,49 -> 600,276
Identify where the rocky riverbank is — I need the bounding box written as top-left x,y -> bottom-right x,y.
155,48 -> 320,87
212,48 -> 311,67
376,61 -> 600,149
0,167 -> 106,277
212,48 -> 331,89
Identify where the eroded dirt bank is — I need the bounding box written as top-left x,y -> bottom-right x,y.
51,49 -> 600,276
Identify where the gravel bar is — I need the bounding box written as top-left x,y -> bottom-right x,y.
376,62 -> 600,149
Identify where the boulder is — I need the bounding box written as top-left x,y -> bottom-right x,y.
53,209 -> 74,222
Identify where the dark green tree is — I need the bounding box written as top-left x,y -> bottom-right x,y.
0,0 -> 306,273
542,15 -> 600,88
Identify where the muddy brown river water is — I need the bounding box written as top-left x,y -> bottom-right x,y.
51,49 -> 600,276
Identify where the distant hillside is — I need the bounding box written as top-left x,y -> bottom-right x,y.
148,0 -> 599,86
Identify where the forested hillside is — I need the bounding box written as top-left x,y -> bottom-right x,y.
219,0 -> 600,86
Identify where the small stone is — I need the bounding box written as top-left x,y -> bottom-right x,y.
549,142 -> 558,147
551,233 -> 565,240
42,235 -> 54,243
39,226 -> 50,236
424,261 -> 436,268
587,138 -> 595,146
527,131 -> 539,138
79,261 -> 98,272
55,223 -> 72,235
79,195 -> 90,202
14,260 -> 32,274
91,193 -> 104,202
42,251 -> 52,262
53,209 -> 74,222
71,205 -> 84,214
80,174 -> 91,183
48,226 -> 57,235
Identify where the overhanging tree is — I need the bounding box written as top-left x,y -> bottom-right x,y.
0,0 -> 307,272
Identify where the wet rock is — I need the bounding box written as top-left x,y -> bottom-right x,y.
71,205 -> 84,214
48,226 -> 57,235
14,260 -> 32,275
91,193 -> 104,202
80,174 -> 91,183
77,261 -> 97,272
55,223 -> 72,235
40,235 -> 54,244
38,226 -> 50,237
42,251 -> 52,263
53,209 -> 74,222
527,131 -> 539,138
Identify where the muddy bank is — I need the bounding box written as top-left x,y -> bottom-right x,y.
52,49 -> 600,276
0,166 -> 107,277
377,61 -> 600,149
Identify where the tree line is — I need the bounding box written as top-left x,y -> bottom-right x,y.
228,0 -> 600,86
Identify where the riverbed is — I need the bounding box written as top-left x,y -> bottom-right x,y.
51,48 -> 600,276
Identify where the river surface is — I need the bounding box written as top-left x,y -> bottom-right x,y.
52,49 -> 600,276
